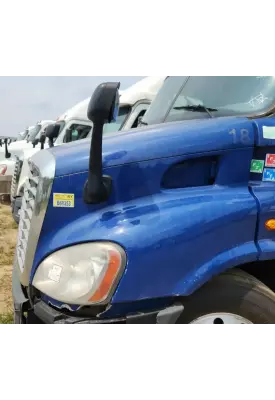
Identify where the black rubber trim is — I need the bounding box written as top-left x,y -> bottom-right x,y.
33,300 -> 184,324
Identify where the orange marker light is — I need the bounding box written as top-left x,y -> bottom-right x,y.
89,250 -> 121,303
265,219 -> 275,231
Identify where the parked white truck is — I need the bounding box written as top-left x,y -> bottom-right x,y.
10,76 -> 166,223
0,121 -> 55,183
0,125 -> 39,178
0,120 -> 55,162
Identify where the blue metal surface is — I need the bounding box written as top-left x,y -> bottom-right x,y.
50,116 -> 255,177
29,115 -> 263,313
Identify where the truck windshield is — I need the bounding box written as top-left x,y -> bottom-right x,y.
27,124 -> 42,141
19,130 -> 28,140
22,130 -> 28,139
142,76 -> 275,125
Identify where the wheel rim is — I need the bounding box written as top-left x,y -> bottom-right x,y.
190,313 -> 253,324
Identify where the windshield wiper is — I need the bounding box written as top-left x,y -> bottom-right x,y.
173,104 -> 218,118
138,116 -> 148,126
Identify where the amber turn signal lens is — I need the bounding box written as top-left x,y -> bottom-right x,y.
265,219 -> 275,231
89,250 -> 122,303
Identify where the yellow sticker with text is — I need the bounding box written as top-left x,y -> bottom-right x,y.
53,193 -> 75,208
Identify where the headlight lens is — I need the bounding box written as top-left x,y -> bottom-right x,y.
32,242 -> 126,305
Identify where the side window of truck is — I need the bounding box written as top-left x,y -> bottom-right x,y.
126,103 -> 150,129
132,109 -> 147,128
102,106 -> 131,134
63,124 -> 92,143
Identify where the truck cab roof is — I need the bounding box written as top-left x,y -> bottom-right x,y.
56,77 -> 165,124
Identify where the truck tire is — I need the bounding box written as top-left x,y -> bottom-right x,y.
178,269 -> 275,324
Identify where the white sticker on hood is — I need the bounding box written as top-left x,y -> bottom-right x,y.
263,126 -> 275,139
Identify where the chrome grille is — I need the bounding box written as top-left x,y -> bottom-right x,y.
11,156 -> 21,198
14,150 -> 55,286
16,162 -> 39,272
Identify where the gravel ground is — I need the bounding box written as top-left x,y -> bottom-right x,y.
0,204 -> 17,318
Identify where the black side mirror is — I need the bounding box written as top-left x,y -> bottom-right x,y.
4,138 -> 11,159
40,133 -> 46,149
83,82 -> 120,204
32,138 -> 39,148
45,124 -> 60,148
46,124 -> 60,139
87,82 -> 120,124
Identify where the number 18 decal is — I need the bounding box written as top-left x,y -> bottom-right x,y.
229,128 -> 252,145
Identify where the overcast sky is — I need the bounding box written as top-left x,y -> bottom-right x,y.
0,77 -> 144,136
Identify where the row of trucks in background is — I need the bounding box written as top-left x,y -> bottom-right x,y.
7,75 -> 275,324
1,76 -> 165,222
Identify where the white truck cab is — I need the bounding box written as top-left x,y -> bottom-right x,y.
10,76 -> 166,223
0,125 -> 35,177
0,122 -> 55,182
26,120 -> 55,146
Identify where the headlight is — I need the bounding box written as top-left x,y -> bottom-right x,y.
32,242 -> 126,305
0,164 -> 7,175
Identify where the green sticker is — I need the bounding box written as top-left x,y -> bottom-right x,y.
250,159 -> 264,173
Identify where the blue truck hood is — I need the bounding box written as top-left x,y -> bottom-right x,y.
49,116 -> 251,177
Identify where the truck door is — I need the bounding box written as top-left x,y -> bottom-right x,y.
249,117 -> 275,261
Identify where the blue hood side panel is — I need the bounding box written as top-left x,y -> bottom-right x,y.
31,154 -> 258,303
50,117 -> 253,177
